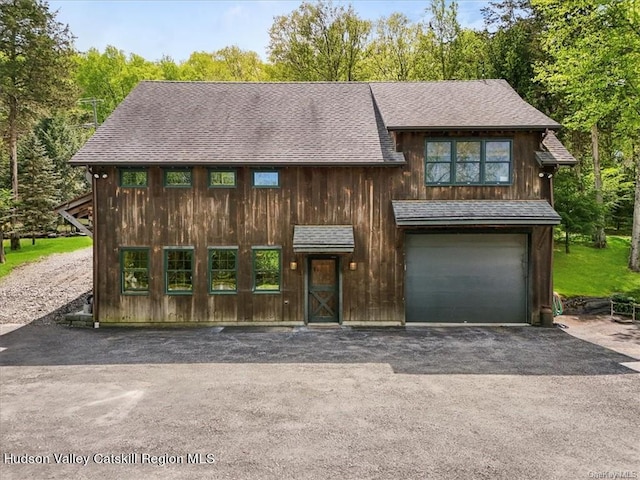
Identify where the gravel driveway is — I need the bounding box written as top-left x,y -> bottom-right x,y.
0,247 -> 92,324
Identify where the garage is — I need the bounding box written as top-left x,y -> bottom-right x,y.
405,233 -> 528,323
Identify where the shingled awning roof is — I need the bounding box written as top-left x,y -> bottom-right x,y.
70,81 -> 405,166
370,80 -> 560,131
392,200 -> 561,226
293,225 -> 355,253
535,131 -> 578,167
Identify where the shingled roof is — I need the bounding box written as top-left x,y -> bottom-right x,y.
70,81 -> 405,166
370,79 -> 560,130
535,130 -> 578,166
70,80 -> 561,166
392,200 -> 561,226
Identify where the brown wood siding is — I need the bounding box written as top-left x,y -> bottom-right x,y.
94,130 -> 554,324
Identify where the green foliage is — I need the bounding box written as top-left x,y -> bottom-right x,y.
554,168 -> 600,238
35,114 -> 90,201
553,236 -> 640,298
0,235 -> 92,278
17,133 -> 60,240
364,13 -> 420,80
268,1 -> 371,81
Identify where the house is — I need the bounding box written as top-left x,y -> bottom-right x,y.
69,79 -> 575,326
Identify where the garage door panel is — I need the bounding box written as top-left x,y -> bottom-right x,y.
405,234 -> 527,323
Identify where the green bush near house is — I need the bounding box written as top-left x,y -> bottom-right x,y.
553,236 -> 640,299
0,236 -> 92,280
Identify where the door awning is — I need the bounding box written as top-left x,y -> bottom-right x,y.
293,225 -> 355,253
392,200 -> 561,226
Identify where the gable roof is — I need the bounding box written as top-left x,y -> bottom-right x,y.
370,79 -> 560,131
70,80 -> 561,166
70,81 -> 405,166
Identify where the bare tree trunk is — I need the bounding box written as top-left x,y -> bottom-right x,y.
0,229 -> 5,264
565,230 -> 570,254
9,100 -> 21,251
629,142 -> 640,271
591,124 -> 606,248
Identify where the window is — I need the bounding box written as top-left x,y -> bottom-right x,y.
164,248 -> 194,294
120,168 -> 147,187
252,170 -> 279,188
209,170 -> 236,188
120,248 -> 150,294
425,139 -> 512,185
164,168 -> 192,187
253,248 -> 281,292
209,248 -> 237,293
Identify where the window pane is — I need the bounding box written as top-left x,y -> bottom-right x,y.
210,171 -> 236,187
254,249 -> 280,291
165,170 -> 192,186
486,141 -> 511,162
210,249 -> 237,292
485,163 -> 510,183
253,171 -> 279,187
166,250 -> 193,293
456,141 -> 481,162
122,249 -> 149,292
426,163 -> 451,183
455,163 -> 480,183
426,142 -> 451,162
121,170 -> 147,187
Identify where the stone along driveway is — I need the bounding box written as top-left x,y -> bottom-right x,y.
1,324 -> 638,480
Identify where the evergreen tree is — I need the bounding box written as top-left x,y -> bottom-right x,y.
17,134 -> 59,244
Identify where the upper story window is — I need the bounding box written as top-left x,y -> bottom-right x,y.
425,139 -> 512,185
209,169 -> 236,188
120,168 -> 148,187
164,168 -> 192,187
252,170 -> 279,188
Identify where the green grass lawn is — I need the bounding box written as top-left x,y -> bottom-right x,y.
554,235 -> 640,298
0,236 -> 93,280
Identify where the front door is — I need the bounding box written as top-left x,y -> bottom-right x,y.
308,257 -> 339,323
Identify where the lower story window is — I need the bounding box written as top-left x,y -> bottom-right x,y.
121,248 -> 149,294
209,248 -> 237,293
253,248 -> 281,292
165,248 -> 194,294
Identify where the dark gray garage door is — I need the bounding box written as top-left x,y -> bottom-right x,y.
405,233 -> 528,323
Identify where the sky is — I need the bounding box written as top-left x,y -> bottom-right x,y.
48,0 -> 490,62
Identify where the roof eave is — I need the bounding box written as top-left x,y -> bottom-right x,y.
395,218 -> 561,226
386,124 -> 561,132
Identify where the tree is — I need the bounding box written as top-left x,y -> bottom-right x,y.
35,114 -> 90,202
0,0 -> 76,250
268,1 -> 371,81
424,0 -> 461,80
364,13 -> 421,81
17,133 -> 59,244
482,0 -> 548,108
553,169 -> 600,253
0,188 -> 11,263
534,0 -> 640,257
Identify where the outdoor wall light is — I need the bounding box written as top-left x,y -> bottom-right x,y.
93,173 -> 100,179
289,261 -> 298,271
538,172 -> 545,178
349,261 -> 357,271
101,173 -> 108,179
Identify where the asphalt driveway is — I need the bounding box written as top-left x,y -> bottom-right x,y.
1,324 -> 639,479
